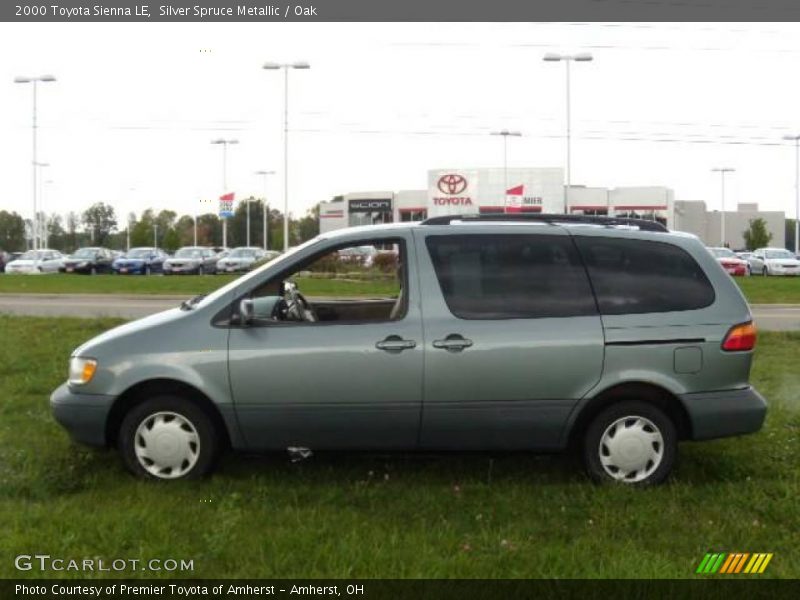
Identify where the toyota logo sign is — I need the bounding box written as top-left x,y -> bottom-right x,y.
437,174 -> 468,195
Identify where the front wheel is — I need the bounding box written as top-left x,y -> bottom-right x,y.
583,401 -> 677,486
118,396 -> 220,480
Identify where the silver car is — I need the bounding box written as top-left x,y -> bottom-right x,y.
215,247 -> 270,273
751,247 -> 800,276
50,215 -> 767,485
5,249 -> 64,274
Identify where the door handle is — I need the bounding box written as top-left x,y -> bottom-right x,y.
376,335 -> 417,353
433,334 -> 473,352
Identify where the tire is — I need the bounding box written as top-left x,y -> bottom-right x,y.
118,395 -> 220,480
583,400 -> 677,486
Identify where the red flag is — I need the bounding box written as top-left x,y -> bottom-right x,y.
505,184 -> 523,213
219,192 -> 235,201
506,184 -> 524,196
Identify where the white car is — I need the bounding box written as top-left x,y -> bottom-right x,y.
5,249 -> 65,274
751,247 -> 800,276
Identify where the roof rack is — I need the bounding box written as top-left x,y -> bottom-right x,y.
420,212 -> 669,232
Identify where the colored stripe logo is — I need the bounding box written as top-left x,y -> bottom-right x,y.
696,552 -> 773,574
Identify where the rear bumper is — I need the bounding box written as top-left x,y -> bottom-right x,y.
680,386 -> 767,441
50,382 -> 115,447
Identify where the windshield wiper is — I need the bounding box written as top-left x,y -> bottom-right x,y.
180,294 -> 207,311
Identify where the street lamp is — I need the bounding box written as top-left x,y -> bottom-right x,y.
783,134 -> 800,253
255,170 -> 276,250
543,53 -> 593,212
711,167 -> 735,247
42,178 -> 54,249
490,130 -> 522,207
15,74 -> 57,250
35,162 -> 50,248
263,61 -> 311,251
211,138 -> 239,248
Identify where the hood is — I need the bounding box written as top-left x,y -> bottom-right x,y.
220,257 -> 254,265
8,259 -> 40,267
718,257 -> 747,265
166,257 -> 201,264
115,258 -> 145,265
765,258 -> 800,266
73,307 -> 187,357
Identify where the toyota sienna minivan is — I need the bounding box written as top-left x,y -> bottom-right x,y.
50,214 -> 767,485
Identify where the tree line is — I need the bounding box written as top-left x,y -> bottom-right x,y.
0,198 -> 320,253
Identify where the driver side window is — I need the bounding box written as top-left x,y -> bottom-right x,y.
248,238 -> 406,325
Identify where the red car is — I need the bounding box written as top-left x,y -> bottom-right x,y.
708,247 -> 749,276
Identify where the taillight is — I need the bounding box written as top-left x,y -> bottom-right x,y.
722,321 -> 757,352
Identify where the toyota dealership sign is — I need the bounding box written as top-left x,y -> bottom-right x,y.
428,170 -> 480,217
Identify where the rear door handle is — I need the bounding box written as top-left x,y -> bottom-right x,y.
433,334 -> 473,352
376,335 -> 417,353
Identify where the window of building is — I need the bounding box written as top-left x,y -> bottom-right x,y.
425,234 -> 597,320
399,209 -> 427,222
574,237 -> 715,315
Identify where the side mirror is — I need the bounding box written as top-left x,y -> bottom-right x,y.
239,299 -> 254,325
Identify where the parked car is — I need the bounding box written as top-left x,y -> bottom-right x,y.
707,247 -> 749,276
751,247 -> 800,276
215,247 -> 270,273
337,244 -> 378,267
59,247 -> 115,274
163,246 -> 219,275
112,247 -> 168,275
50,214 -> 766,485
5,249 -> 64,274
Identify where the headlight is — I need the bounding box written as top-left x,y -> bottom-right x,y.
69,357 -> 97,385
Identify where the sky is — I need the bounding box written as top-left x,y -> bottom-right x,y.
3,21 -> 800,227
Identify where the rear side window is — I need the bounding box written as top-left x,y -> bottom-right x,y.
574,237 -> 715,314
426,234 -> 597,319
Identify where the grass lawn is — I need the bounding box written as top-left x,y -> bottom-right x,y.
0,316 -> 798,579
0,274 -> 399,298
734,277 -> 800,304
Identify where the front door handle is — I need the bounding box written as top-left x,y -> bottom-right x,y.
376,335 -> 417,353
433,334 -> 473,352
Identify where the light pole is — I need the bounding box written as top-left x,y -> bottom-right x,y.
15,74 -> 57,250
783,134 -> 800,253
490,130 -> 522,206
211,138 -> 239,248
711,168 -> 735,247
42,178 -> 54,249
543,53 -> 592,212
35,161 -> 50,249
255,170 -> 276,250
263,61 -> 310,251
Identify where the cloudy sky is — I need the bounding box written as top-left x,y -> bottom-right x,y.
3,22 -> 800,225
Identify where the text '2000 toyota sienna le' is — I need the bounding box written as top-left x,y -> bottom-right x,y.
50,214 -> 767,485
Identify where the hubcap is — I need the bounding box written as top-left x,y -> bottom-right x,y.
598,416 -> 663,483
134,411 -> 200,479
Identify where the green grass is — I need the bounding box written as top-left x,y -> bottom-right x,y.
734,277 -> 800,304
0,274 -> 399,298
0,315 -> 798,579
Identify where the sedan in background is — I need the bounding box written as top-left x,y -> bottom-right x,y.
215,247 -> 271,273
163,246 -> 218,275
752,247 -> 800,276
112,247 -> 168,275
708,247 -> 749,276
60,247 -> 115,274
5,249 -> 64,274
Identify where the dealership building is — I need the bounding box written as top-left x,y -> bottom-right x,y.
319,167 -> 784,249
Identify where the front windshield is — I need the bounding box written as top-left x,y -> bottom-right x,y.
175,248 -> 203,258
766,250 -> 794,259
19,250 -> 45,260
711,248 -> 736,258
127,248 -> 153,259
72,248 -> 99,259
229,248 -> 258,258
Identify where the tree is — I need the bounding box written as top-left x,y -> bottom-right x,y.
786,218 -> 797,253
47,214 -> 66,251
295,203 -> 320,244
743,218 -> 773,251
65,211 -> 80,251
175,215 -> 196,246
82,202 -> 117,246
195,213 -> 221,246
0,210 -> 26,251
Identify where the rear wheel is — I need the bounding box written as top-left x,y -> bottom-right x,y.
119,395 -> 220,480
583,401 -> 677,486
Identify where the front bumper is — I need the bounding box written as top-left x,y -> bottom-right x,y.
50,382 -> 116,447
680,386 -> 767,441
114,264 -> 145,274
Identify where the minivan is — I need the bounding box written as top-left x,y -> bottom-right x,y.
50,214 -> 767,485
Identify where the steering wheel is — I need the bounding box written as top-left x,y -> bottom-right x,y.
283,281 -> 317,322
